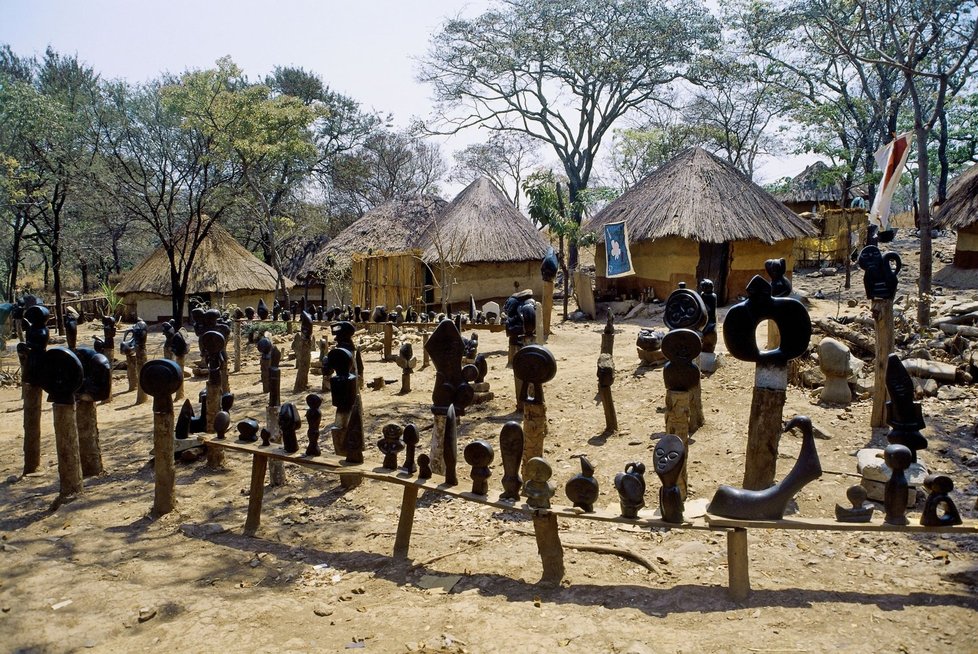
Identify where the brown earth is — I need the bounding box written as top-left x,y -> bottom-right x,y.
1,232 -> 977,654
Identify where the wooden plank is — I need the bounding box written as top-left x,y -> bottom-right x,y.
705,513 -> 978,533
727,528 -> 750,602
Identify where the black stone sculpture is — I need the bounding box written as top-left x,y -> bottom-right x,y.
614,462 -> 647,519
474,354 -> 488,384
257,298 -> 269,320
377,423 -> 404,470
920,474 -> 962,527
661,328 -> 702,392
654,434 -> 686,523
244,307 -> 255,320
856,225 -> 902,300
418,454 -> 432,480
343,395 -> 365,465
39,347 -> 84,405
171,330 -> 189,358
565,456 -> 599,513
765,258 -> 792,297
499,421 -> 524,501
523,456 -> 555,509
305,394 -> 322,456
260,428 -> 272,447
300,310 -> 313,339
443,404 -> 459,486
64,310 -> 78,350
708,416 -> 823,520
213,410 -> 231,440
512,344 -> 557,405
237,419 -> 260,443
426,319 -> 475,416
268,346 -> 282,407
722,276 -> 812,366
140,359 -> 183,411
278,403 -> 301,454
835,484 -> 875,523
330,320 -> 363,382
20,305 -> 50,386
541,247 -> 559,283
326,347 -> 357,412
464,439 -> 494,496
882,443 -> 912,526
663,282 -> 708,332
401,423 -> 419,474
75,347 -> 112,403
698,279 -> 718,354
884,354 -> 927,461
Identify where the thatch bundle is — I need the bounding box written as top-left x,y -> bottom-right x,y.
934,164 -> 978,231
417,177 -> 549,263
116,223 -> 287,295
584,147 -> 816,243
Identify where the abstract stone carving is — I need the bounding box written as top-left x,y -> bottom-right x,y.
663,282 -> 708,332
523,457 -> 555,509
857,225 -> 901,300
425,319 -> 474,415
920,474 -> 962,527
463,439 -> 494,496
237,418 -> 260,443
614,462 -> 646,519
499,421 -> 524,501
884,354 -> 927,461
418,454 -> 432,480
882,443 -> 912,526
278,403 -> 301,454
541,247 -> 559,283
401,423 -> 419,474
708,416 -> 823,520
39,347 -> 85,405
305,394 -> 323,456
698,279 -> 718,354
765,258 -> 792,297
443,404 -> 459,486
512,344 -> 557,405
661,328 -> 702,392
564,456 -> 599,512
654,434 -> 686,523
378,423 -> 404,470
835,484 -> 875,523
722,276 -> 811,366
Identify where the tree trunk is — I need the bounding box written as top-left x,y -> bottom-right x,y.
915,122 -> 932,328
937,110 -> 949,204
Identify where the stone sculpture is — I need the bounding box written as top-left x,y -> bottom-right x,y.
499,421 -> 524,501
237,418 -> 260,443
426,319 -> 476,416
396,342 -> 417,393
698,279 -> 718,355
257,298 -> 269,320
305,394 -> 323,456
654,434 -> 686,523
882,443 -> 912,526
723,276 -> 811,366
378,423 -> 404,470
919,474 -> 962,527
835,484 -> 875,523
464,440 -> 494,496
63,309 -> 78,350
708,416 -> 823,520
541,248 -> 559,283
278,403 -> 301,454
663,282 -> 708,332
856,225 -> 902,300
661,329 -> 702,392
564,456 -> 599,512
636,328 -> 666,367
401,423 -> 419,474
512,344 -> 557,405
418,454 -> 432,480
523,457 -> 555,509
213,410 -> 231,440
614,462 -> 647,519
884,354 -> 927,461
818,337 -> 853,405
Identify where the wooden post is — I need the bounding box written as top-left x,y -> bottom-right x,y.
52,403 -> 84,501
689,383 -> 705,432
205,375 -> 223,467
393,484 -> 420,558
521,402 -> 547,477
103,347 -> 114,404
727,528 -> 750,602
244,452 -> 268,535
383,322 -> 393,361
23,382 -> 42,475
422,331 -> 430,369
599,385 -> 617,434
532,512 -> 564,584
292,333 -> 311,392
75,399 -> 104,477
743,364 -> 788,490
134,346 -> 147,405
233,319 -> 242,373
125,350 -> 137,393
152,400 -> 176,515
260,354 -> 270,393
543,280 -> 554,341
665,389 -> 691,500
220,353 -> 230,395
173,353 -> 185,401
871,298 -> 894,428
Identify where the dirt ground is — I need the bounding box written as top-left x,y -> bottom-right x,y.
2,232 -> 977,654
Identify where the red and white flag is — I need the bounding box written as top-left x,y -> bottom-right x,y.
869,131 -> 913,230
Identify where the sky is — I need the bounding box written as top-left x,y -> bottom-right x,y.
0,0 -> 813,192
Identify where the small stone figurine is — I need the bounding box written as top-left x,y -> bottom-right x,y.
463,440 -> 494,496
418,454 -> 432,480
305,394 -> 323,456
401,423 -> 419,474
213,410 -> 231,440
882,443 -> 912,526
698,279 -> 718,355
443,404 -> 459,486
920,475 -> 962,527
564,456 -> 599,513
614,462 -> 647,519
377,423 -> 404,470
835,484 -> 875,523
278,403 -> 301,454
523,457 -> 555,509
499,421 -> 524,501
661,328 -> 702,392
237,419 -> 260,443
654,434 -> 686,523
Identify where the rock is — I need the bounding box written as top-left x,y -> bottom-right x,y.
913,377 -> 939,398
818,337 -> 853,405
903,358 -> 957,382
801,366 -> 826,388
5,475 -> 17,484
814,290 -> 825,300
937,385 -> 969,401
568,310 -> 589,321
847,299 -> 858,307
698,352 -> 720,373
821,267 -> 837,276
138,607 -> 157,623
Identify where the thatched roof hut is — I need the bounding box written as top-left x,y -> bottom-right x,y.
116,222 -> 290,322
934,164 -> 978,267
583,147 -> 816,304
775,161 -> 845,213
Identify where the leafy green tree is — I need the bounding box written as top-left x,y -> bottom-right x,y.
420,0 -> 720,268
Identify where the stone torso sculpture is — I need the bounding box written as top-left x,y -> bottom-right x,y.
654,434 -> 686,523
464,439 -> 494,496
305,394 -> 323,456
278,403 -> 301,453
377,423 -> 404,470
614,462 -> 647,519
882,443 -> 912,526
499,421 -> 524,501
565,456 -> 599,513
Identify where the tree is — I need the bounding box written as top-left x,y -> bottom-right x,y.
420,0 -> 720,268
450,132 -> 540,208
809,0 -> 978,326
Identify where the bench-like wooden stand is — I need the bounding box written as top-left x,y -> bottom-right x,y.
202,437 -> 977,599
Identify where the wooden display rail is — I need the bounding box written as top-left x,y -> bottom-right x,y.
200,438 -> 977,601
705,513 -> 978,601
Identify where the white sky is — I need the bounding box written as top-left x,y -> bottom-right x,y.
1,0 -> 813,192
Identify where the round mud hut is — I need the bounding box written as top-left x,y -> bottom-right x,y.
116,223 -> 290,322
934,164 -> 978,268
584,147 -> 817,305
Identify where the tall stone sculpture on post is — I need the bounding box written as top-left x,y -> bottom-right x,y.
512,344 -> 557,476
39,348 -> 85,505
541,248 -> 558,341
140,358 -> 184,515
74,347 -> 111,477
292,310 -> 314,392
723,273 -> 812,490
19,304 -> 49,475
424,319 -> 476,475
662,282 -> 708,453
326,344 -> 363,489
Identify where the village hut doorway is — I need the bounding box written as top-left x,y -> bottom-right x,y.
696,242 -> 729,305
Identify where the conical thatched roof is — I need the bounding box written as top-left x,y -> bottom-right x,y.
774,161 -> 844,204
584,147 -> 816,244
302,195 -> 448,275
116,222 -> 288,295
934,164 -> 978,230
418,177 -> 549,263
